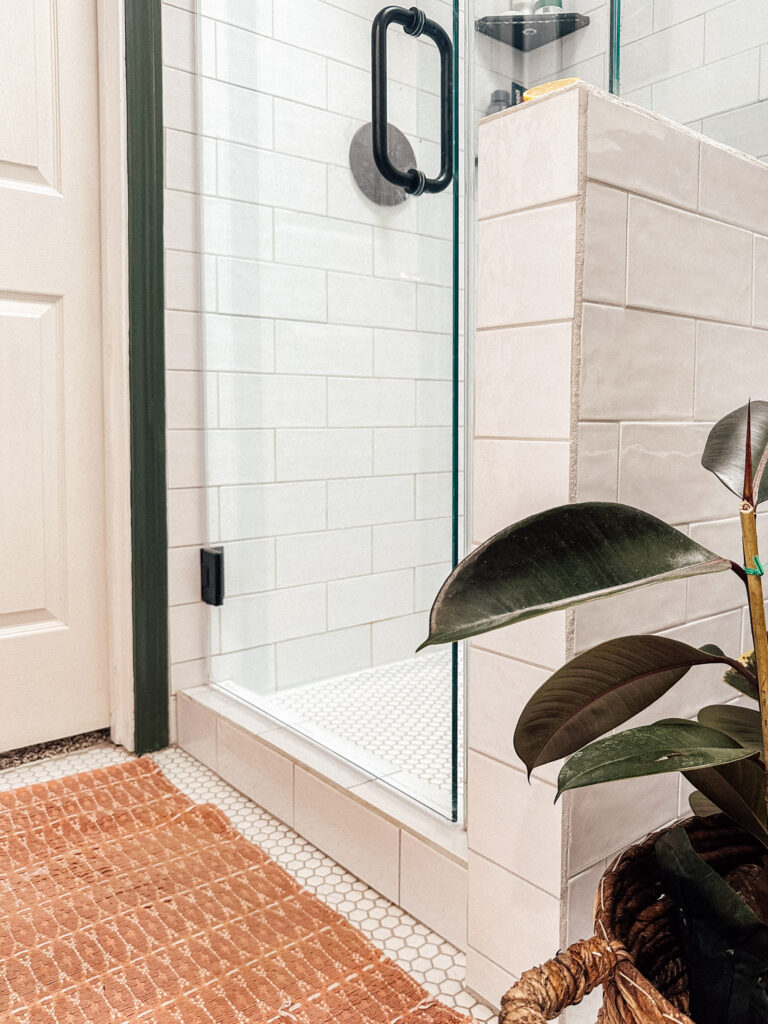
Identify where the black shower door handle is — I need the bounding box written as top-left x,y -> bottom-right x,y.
371,6 -> 454,196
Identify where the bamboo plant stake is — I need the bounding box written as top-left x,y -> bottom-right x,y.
740,501 -> 768,784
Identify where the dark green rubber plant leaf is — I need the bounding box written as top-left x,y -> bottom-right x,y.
655,826 -> 768,1024
685,757 -> 768,848
689,791 -> 720,818
556,719 -> 758,798
514,635 -> 746,775
698,705 -> 764,753
419,503 -> 732,649
702,400 -> 768,505
724,649 -> 760,701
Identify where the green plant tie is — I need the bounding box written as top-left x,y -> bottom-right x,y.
744,556 -> 765,576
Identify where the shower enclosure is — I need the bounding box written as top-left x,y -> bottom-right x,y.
194,0 -> 767,824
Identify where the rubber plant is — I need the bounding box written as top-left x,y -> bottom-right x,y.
420,401 -> 768,1023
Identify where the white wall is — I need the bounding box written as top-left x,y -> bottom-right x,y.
469,83 -> 768,1018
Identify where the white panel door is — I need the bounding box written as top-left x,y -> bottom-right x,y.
0,0 -> 112,750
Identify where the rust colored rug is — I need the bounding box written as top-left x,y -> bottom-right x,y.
0,758 -> 472,1024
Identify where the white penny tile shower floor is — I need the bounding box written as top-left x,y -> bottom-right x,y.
0,742 -> 493,1022
223,649 -> 465,815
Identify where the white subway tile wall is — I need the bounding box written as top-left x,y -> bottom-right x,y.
471,86 -> 768,1009
163,0 -> 466,709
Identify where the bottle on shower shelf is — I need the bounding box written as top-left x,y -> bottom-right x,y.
534,0 -> 563,13
485,89 -> 511,116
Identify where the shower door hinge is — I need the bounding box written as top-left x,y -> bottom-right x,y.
200,546 -> 225,606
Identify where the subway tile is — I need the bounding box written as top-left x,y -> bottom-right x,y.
374,427 -> 452,475
703,98 -> 768,159
167,428 -> 205,488
170,658 -> 209,695
177,693 -> 217,770
218,373 -> 326,428
276,626 -> 372,689
217,720 -> 295,824
621,17 -> 704,93
705,0 -> 768,63
471,613 -> 567,673
167,487 -> 208,547
699,141 -> 768,235
328,570 -> 414,631
618,422 -> 735,523
328,475 -> 414,529
168,545 -> 202,606
468,648 -> 549,770
417,284 -> 453,335
653,0 -> 721,31
400,832 -> 468,950
374,228 -> 453,286
202,197 -> 273,261
273,0 -> 370,71
583,183 -> 627,304
216,24 -> 327,105
165,249 -> 200,312
626,197 -> 752,323
576,423 -> 619,502
472,440 -> 570,542
477,203 -> 577,329
165,129 -> 201,193
166,311 -> 202,371
686,518 -> 750,621
328,273 -> 417,330
274,98 -> 358,168
587,92 -> 700,209
202,79 -> 273,149
580,305 -> 695,419
220,585 -> 327,650
294,768 -> 400,902
166,370 -> 204,429
415,562 -> 451,612
415,473 -> 452,519
755,235 -> 768,327
373,329 -> 451,380
572,579 -> 688,652
218,141 -> 327,215
328,378 -> 415,427
163,68 -> 197,134
165,190 -> 200,253
468,853 -> 560,977
416,381 -> 451,426
210,645 -> 276,692
468,752 -> 561,897
170,602 -> 208,663
373,518 -> 452,573
566,770 -> 679,876
620,0 -> 653,43
200,0 -> 271,34
478,88 -> 580,219
219,482 -> 326,540
372,611 -> 429,665
276,322 -> 373,377
465,949 -> 516,1014
217,257 -> 327,321
475,323 -> 572,439
276,428 -> 373,481
205,314 -> 275,372
222,538 -> 276,596
695,322 -> 768,418
566,860 -> 606,945
275,210 -> 372,274
277,527 -> 371,587
328,166 -> 418,232
653,50 -> 759,126
206,428 -> 275,485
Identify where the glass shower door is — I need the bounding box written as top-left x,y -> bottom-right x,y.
198,0 -> 462,820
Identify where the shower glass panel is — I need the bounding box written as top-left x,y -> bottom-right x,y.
616,1 -> 768,161
198,0 -> 462,820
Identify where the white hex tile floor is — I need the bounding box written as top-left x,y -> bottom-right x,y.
0,742 -> 495,1023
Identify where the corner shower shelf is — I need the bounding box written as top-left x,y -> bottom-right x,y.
475,12 -> 590,51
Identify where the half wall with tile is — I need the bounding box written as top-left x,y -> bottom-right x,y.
469,82 -> 768,1018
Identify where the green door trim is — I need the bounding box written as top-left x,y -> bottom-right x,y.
125,0 -> 169,755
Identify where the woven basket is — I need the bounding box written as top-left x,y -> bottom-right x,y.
499,815 -> 766,1024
